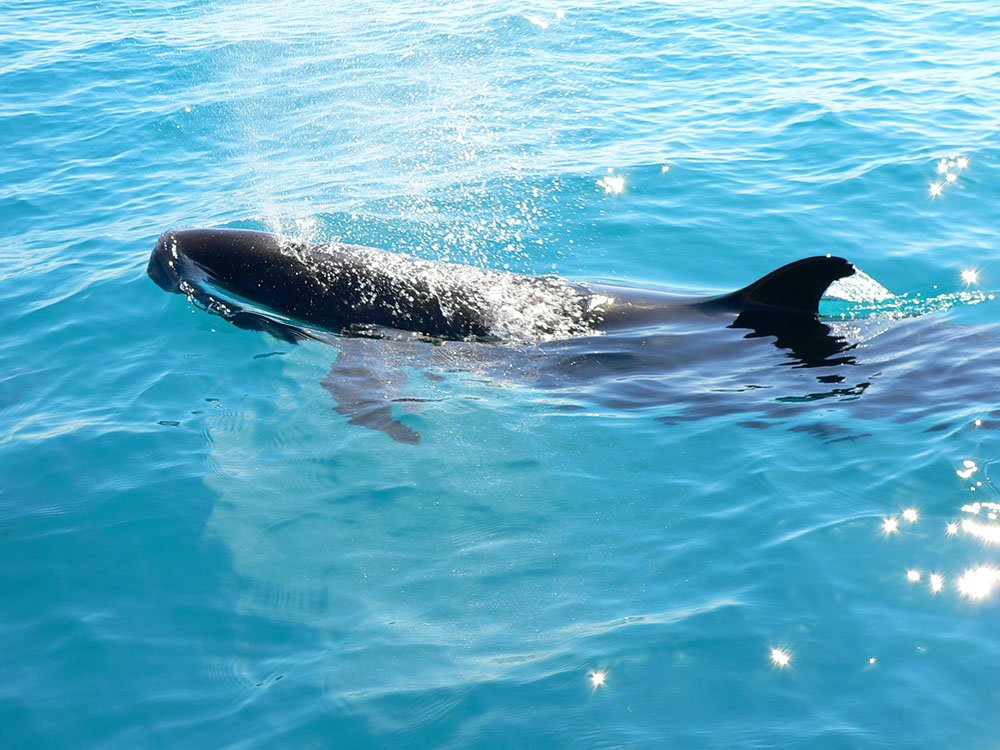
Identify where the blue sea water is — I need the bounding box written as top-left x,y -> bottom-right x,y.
3,0 -> 1000,746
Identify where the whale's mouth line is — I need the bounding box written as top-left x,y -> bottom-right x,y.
179,278 -> 336,345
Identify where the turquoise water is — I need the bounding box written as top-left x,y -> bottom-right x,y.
3,0 -> 1000,746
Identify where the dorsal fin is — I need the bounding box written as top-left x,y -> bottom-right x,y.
711,256 -> 856,315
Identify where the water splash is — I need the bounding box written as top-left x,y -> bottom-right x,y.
824,289 -> 991,321
825,267 -> 893,304
243,237 -> 602,343
207,1 -> 582,274
822,262 -> 992,322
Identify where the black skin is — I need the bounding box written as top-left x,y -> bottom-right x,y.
148,228 -> 855,359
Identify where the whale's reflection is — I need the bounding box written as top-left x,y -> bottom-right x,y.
729,309 -> 856,368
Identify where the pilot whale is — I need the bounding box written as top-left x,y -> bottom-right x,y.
148,228 -> 856,348
146,228 -> 1000,445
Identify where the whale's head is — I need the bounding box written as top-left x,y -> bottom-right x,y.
147,230 -> 187,293
148,228 -> 236,293
149,228 -> 288,297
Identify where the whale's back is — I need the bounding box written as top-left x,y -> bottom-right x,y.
151,228 -> 598,342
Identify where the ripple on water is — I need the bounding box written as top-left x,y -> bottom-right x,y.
3,0 -> 1000,747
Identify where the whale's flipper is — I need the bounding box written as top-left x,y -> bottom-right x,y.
321,338 -> 421,445
229,310 -> 311,344
712,256 -> 856,316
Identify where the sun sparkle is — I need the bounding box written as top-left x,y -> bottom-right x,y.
589,670 -> 607,688
961,268 -> 979,285
957,460 -> 979,479
958,566 -> 1000,601
930,573 -> 944,593
770,647 -> 791,668
883,517 -> 900,535
598,172 -> 626,195
961,518 -> 1000,544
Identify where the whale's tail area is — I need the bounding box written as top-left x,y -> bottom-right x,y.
709,256 -> 856,316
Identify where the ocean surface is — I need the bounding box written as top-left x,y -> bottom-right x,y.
3,1 -> 1000,747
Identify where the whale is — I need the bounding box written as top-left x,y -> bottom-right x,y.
147,228 -> 879,442
148,228 -> 856,349
146,228 -> 1000,446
